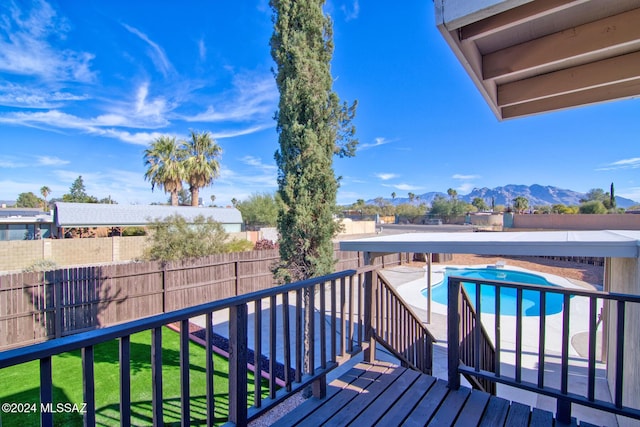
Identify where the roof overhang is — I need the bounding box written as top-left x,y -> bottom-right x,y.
435,0 -> 640,119
340,230 -> 640,258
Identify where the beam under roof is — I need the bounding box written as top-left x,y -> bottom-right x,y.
435,0 -> 640,119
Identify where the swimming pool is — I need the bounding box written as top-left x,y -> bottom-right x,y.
421,267 -> 568,316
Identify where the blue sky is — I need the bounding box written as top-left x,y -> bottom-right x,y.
1,0 -> 639,206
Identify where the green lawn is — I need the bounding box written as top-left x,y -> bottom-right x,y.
0,327 -> 264,426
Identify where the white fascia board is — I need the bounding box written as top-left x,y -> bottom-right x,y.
435,0 -> 533,30
339,231 -> 640,258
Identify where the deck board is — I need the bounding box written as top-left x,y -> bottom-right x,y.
454,389 -> 491,426
401,379 -> 450,426
348,368 -> 422,426
323,366 -> 408,426
427,386 -> 471,426
373,373 -> 437,426
479,395 -> 510,427
530,407 -> 554,426
505,401 -> 532,426
270,365 -> 367,427
295,364 -> 390,427
275,361 -> 590,427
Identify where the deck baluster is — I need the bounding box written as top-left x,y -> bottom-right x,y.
119,336 -> 131,427
205,312 -> 215,425
537,292 -> 546,388
151,327 -> 163,427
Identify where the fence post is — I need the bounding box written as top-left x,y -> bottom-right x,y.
161,264 -> 166,313
448,277 -> 461,389
229,303 -> 248,426
234,260 -> 239,296
54,269 -> 63,338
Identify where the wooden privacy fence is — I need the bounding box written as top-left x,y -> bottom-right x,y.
0,247 -> 409,349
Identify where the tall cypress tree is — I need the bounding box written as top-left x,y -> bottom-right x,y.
270,0 -> 357,282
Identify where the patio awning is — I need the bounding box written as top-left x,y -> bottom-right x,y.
339,230 -> 640,258
435,0 -> 640,120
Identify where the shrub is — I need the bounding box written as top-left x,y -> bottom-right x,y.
254,239 -> 278,250
143,214 -> 229,261
224,239 -> 254,253
23,259 -> 58,272
122,227 -> 146,236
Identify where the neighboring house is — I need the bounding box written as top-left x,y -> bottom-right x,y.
53,202 -> 244,236
0,208 -> 53,241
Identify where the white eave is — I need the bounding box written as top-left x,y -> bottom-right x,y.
339,230 -> 640,258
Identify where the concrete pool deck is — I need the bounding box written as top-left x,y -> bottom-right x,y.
383,264 -> 616,426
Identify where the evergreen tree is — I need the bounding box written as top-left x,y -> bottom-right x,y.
610,182 -> 616,209
62,176 -> 98,203
270,0 -> 357,282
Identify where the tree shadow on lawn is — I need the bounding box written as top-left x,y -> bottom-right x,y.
94,393 -> 239,426
56,333 -> 207,376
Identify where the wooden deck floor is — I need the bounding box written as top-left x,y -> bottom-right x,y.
271,362 -> 600,427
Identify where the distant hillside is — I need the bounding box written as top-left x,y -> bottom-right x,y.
368,185 -> 638,209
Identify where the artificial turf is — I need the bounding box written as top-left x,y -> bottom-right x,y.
0,327 -> 264,426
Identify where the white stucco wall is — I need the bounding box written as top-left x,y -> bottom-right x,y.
607,257 -> 640,427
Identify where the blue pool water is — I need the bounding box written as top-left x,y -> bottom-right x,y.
422,268 -> 568,316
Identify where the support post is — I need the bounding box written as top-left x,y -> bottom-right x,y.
556,399 -> 571,424
601,257 -> 611,363
229,303 -> 248,426
363,252 -> 376,362
312,374 -> 327,398
447,278 -> 461,389
427,253 -> 432,324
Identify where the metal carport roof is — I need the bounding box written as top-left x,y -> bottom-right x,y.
54,202 -> 243,228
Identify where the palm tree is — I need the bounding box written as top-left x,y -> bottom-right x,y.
144,136 -> 185,206
181,130 -> 222,207
40,186 -> 51,210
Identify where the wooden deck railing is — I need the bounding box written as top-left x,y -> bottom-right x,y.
0,266 -> 433,426
447,276 -> 640,424
455,284 -> 496,394
369,270 -> 435,374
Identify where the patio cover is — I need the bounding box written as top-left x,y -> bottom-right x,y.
435,0 -> 640,120
339,230 -> 640,258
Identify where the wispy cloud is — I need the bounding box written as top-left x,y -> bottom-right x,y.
218,164 -> 277,189
383,183 -> 422,191
341,0 -> 360,21
0,82 -> 88,109
453,174 -> 481,180
198,39 -> 206,61
360,137 -> 392,150
375,173 -> 398,181
457,183 -> 475,193
597,157 -> 640,171
618,187 -> 640,203
122,23 -> 174,77
185,73 -> 277,123
240,155 -> 277,171
0,156 -> 27,168
0,110 -> 132,131
0,0 -> 95,82
37,155 -> 69,166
